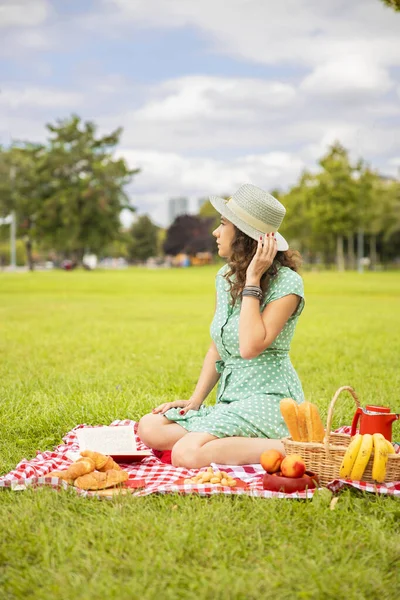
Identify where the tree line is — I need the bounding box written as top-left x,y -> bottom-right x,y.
0,116 -> 399,270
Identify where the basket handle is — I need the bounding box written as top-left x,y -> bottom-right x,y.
324,386 -> 360,458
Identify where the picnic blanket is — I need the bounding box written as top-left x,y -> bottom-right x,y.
1,420 -> 399,499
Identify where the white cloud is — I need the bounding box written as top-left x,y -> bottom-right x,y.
105,0 -> 400,69
136,76 -> 296,123
300,56 -> 393,99
0,0 -> 49,28
0,86 -> 83,110
117,148 -> 305,226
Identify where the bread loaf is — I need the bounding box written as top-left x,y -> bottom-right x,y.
297,402 -> 309,442
297,401 -> 325,442
280,398 -> 301,441
305,402 -> 325,442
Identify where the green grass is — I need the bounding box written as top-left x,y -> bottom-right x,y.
1,267 -> 400,600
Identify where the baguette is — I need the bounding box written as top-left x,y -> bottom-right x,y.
74,469 -> 128,490
298,401 -> 325,442
280,398 -> 301,441
297,402 -> 309,442
305,402 -> 325,442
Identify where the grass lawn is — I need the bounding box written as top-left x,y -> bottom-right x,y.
0,266 -> 399,600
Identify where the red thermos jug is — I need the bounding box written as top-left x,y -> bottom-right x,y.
350,405 -> 399,442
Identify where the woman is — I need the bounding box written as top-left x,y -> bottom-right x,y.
138,184 -> 305,469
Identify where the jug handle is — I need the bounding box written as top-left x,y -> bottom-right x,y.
350,407 -> 362,437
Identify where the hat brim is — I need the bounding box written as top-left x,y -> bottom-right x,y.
209,195 -> 289,252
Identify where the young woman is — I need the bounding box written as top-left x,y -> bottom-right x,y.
138,184 -> 305,469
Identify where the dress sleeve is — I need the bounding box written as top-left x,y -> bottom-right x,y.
262,268 -> 305,318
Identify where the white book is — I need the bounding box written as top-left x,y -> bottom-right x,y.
75,426 -> 150,457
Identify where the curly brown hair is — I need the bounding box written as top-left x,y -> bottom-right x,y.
224,227 -> 302,306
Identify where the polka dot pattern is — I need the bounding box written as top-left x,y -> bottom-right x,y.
165,264 -> 305,439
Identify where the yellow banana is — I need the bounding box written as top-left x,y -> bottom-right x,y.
372,433 -> 389,483
339,434 -> 363,478
385,440 -> 395,455
350,434 -> 373,481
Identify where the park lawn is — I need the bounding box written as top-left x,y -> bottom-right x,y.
0,266 -> 399,600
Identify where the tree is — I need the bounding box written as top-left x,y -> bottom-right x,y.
163,214 -> 215,255
129,215 -> 159,262
280,171 -> 319,260
35,115 -> 139,262
198,198 -> 220,233
308,143 -> 360,270
379,0 -> 400,10
0,144 -> 44,269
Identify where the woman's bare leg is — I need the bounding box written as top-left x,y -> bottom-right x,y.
137,413 -> 188,450
172,432 -> 285,469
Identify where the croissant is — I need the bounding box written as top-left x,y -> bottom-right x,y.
74,469 -> 128,490
46,470 -> 74,485
80,450 -> 121,471
47,457 -> 95,482
280,398 -> 301,441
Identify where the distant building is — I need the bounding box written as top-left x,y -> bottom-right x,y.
168,197 -> 188,224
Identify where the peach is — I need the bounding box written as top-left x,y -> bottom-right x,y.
260,450 -> 285,473
280,454 -> 306,478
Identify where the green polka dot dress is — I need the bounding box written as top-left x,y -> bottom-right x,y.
164,263 -> 305,439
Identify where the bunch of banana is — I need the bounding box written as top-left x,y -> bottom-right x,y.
339,433 -> 395,483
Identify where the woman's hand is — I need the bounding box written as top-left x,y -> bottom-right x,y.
246,233 -> 278,285
152,398 -> 202,416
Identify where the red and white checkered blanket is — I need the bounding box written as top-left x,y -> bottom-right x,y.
1,420 -> 399,499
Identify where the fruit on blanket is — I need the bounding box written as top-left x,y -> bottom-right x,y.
47,457 -> 95,481
339,434 -> 363,478
184,467 -> 237,487
74,469 -> 129,490
280,454 -> 306,478
350,434 -> 373,481
372,433 -> 389,483
263,471 -> 319,492
260,450 -> 284,473
80,450 -> 121,471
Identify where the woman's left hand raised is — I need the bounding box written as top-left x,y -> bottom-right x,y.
246,233 -> 278,284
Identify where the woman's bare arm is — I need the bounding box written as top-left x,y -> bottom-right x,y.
155,340 -> 222,415
189,340 -> 221,406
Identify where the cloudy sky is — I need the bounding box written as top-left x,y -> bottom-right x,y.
1,0 -> 400,226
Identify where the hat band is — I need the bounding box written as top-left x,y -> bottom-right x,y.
226,198 -> 276,234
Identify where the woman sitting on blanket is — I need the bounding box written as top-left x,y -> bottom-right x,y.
138,184 -> 305,469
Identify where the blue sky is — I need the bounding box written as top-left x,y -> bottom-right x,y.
1,0 -> 400,226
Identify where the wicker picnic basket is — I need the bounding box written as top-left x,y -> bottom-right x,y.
282,386 -> 400,486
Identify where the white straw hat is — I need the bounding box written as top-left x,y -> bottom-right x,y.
209,183 -> 289,251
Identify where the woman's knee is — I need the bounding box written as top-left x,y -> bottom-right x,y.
171,443 -> 199,469
137,413 -> 160,446
171,437 -> 209,469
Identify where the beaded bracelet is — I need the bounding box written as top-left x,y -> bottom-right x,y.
242,286 -> 263,300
